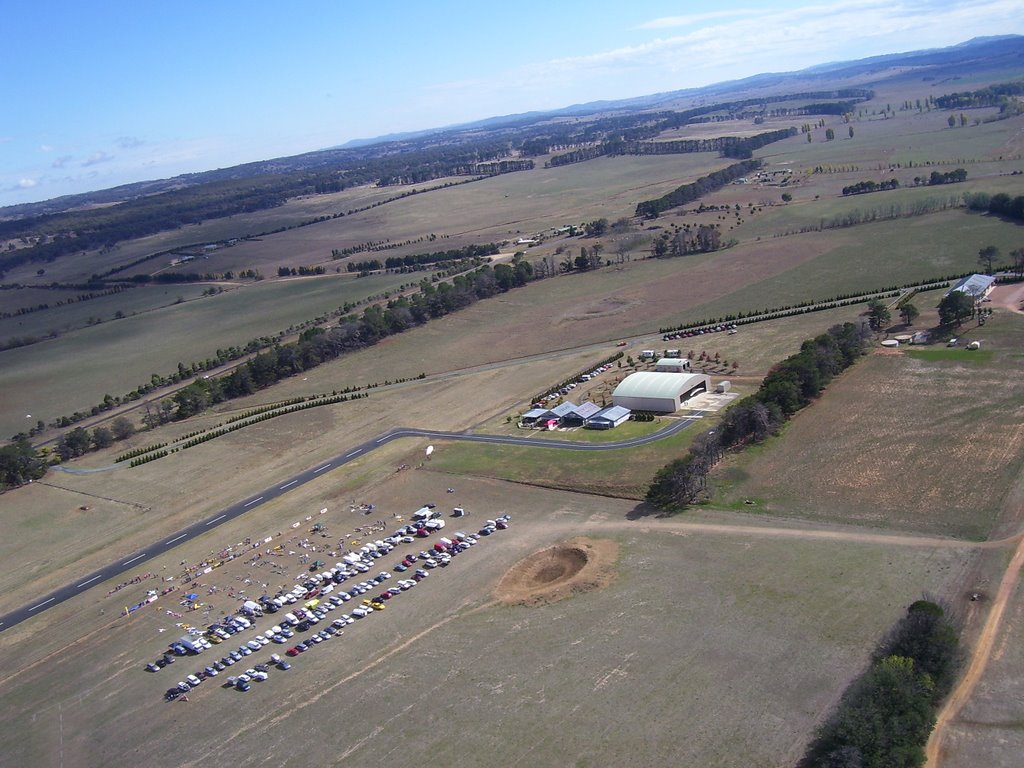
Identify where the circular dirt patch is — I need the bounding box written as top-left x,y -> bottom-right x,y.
494,537 -> 619,607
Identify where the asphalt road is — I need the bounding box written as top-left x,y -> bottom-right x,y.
0,414 -> 704,634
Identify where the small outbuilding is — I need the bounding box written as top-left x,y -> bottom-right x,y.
612,372 -> 711,413
654,358 -> 691,373
585,405 -> 631,429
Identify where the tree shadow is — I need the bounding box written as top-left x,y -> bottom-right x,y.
625,502 -> 673,520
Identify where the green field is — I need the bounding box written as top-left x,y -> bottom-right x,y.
0,271 -> 411,435
0,283 -> 211,341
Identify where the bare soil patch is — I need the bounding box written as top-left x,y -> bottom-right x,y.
494,537 -> 618,607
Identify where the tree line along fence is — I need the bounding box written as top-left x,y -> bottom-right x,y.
656,273 -> 975,338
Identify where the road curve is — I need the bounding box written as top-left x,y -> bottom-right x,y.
0,415 -> 704,634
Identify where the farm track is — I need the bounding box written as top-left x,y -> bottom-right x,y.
925,535 -> 1024,767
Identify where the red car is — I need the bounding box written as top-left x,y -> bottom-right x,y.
285,646 -> 302,657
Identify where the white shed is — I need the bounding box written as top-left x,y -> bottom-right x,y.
654,358 -> 691,373
612,372 -> 710,413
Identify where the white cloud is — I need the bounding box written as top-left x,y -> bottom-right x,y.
81,150 -> 114,167
51,155 -> 73,169
40,144 -> 54,152
16,178 -> 37,189
636,9 -> 765,30
506,0 -> 1024,97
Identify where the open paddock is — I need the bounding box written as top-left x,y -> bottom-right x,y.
0,346 -> 598,614
0,283 -> 216,342
654,114 -> 800,141
757,111 -> 1024,172
0,476 -> 980,768
2,178 -> 472,285
716,311 -> 1024,540
206,153 -> 733,271
0,271 -> 411,436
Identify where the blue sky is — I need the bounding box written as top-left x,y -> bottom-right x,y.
2,0 -> 1021,207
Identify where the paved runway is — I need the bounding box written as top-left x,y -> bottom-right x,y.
0,414 -> 704,633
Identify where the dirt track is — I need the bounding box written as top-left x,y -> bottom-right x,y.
925,535 -> 1024,767
989,282 -> 1024,315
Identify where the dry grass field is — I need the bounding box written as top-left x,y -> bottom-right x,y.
0,473 -> 981,768
1,178 -> 472,285
0,299 -> 862,619
717,310 -> 1024,540
3,72 -> 1024,768
209,153 -> 733,273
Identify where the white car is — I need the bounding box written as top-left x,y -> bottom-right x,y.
186,674 -> 202,686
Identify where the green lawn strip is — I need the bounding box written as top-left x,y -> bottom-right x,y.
429,424 -> 701,498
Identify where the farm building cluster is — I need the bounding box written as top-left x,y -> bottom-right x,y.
521,402 -> 632,430
524,354 -> 721,429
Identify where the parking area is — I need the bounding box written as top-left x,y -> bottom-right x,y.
149,511 -> 514,700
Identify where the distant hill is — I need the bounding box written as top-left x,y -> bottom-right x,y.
3,34 -> 1021,222
336,35 -> 1024,149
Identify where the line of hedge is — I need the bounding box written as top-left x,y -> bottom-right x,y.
225,396 -> 310,423
656,275 -> 968,337
116,443 -> 168,463
175,393 -> 370,451
130,450 -> 168,467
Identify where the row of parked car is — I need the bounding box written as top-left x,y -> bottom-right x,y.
540,363 -> 615,403
157,517 -> 511,698
662,323 -> 738,341
164,651 -> 294,699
